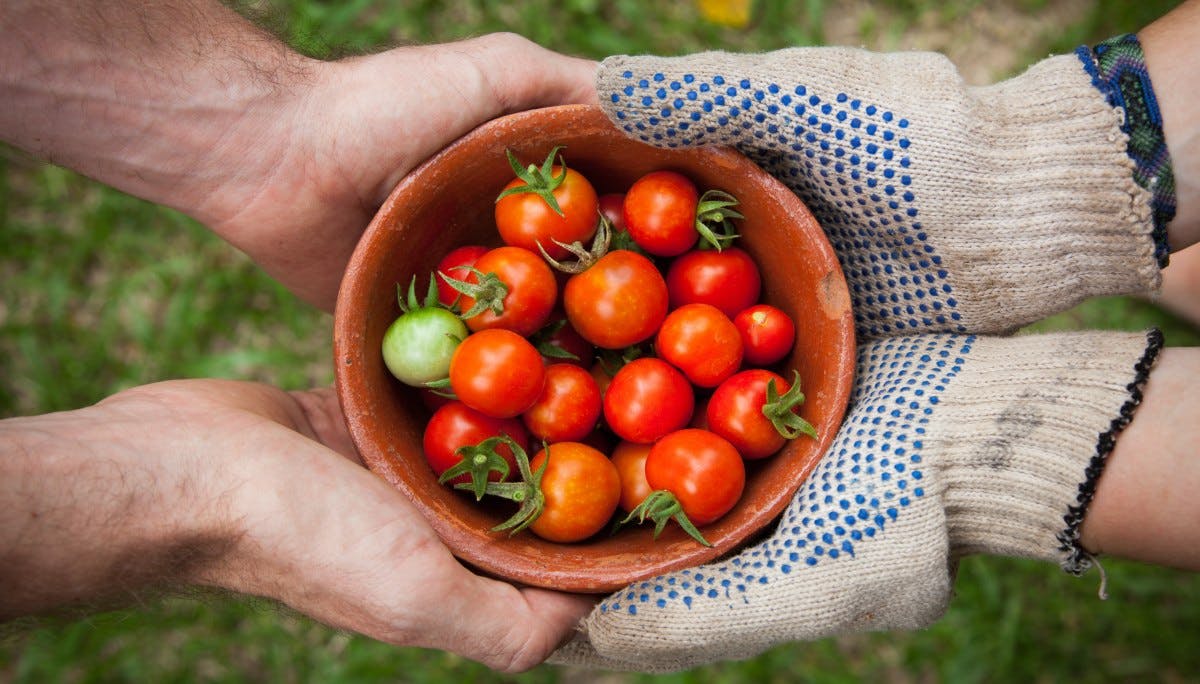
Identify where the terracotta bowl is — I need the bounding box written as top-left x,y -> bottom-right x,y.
334,104 -> 855,593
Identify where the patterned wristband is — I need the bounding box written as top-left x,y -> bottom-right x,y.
1076,34 -> 1175,267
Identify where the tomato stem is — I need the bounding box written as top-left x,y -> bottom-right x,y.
695,189 -> 744,251
538,213 -> 612,274
396,273 -> 446,314
438,267 -> 510,320
764,370 -> 818,440
619,490 -> 711,547
453,436 -> 548,536
496,146 -> 569,217
529,319 -> 581,362
439,437 -> 514,500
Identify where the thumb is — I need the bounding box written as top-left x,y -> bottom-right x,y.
448,32 -> 600,116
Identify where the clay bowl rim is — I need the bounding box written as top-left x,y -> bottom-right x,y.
333,104 -> 855,593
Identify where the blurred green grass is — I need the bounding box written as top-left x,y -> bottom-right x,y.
2,0 -> 1196,682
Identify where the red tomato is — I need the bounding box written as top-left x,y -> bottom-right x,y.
454,246 -> 557,337
623,170 -> 699,256
422,401 -> 528,484
734,304 -> 796,367
597,193 -> 627,233
528,442 -> 620,543
665,247 -> 762,318
563,250 -> 668,349
434,245 -> 488,308
495,165 -> 598,260
646,429 -> 745,526
603,358 -> 694,443
611,441 -> 654,514
449,329 -> 545,418
522,363 -> 602,443
707,369 -> 794,459
655,303 -> 744,388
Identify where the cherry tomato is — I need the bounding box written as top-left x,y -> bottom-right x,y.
665,247 -> 762,318
495,161 -> 598,260
603,358 -> 694,443
434,244 -> 488,308
655,303 -> 744,388
564,250 -> 668,349
522,363 -> 602,443
381,282 -> 468,387
597,193 -> 627,233
707,369 -> 798,459
623,170 -> 699,257
449,329 -> 545,418
611,441 -> 654,514
528,442 -> 620,543
423,401 -> 528,485
646,428 -> 745,526
734,304 -> 796,367
453,246 -> 557,337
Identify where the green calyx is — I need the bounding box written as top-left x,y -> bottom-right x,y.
496,146 -> 570,216
765,370 -> 818,440
594,343 -> 646,378
619,490 -> 711,547
538,211 -> 612,275
529,319 -> 580,362
438,267 -> 509,320
453,436 -> 547,536
396,273 -> 444,313
438,438 -> 514,500
695,189 -> 744,251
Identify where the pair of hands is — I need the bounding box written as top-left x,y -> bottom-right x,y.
0,28 -> 596,673
130,36 -> 602,669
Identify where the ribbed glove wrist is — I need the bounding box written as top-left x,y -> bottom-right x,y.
926,330 -> 1162,569
598,48 -> 1164,339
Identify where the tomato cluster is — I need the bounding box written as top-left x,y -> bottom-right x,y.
382,147 -> 816,546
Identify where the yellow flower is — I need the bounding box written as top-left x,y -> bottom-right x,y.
696,0 -> 754,28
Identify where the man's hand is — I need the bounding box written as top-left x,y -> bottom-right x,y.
197,34 -> 599,310
0,1 -> 598,310
0,380 -> 593,673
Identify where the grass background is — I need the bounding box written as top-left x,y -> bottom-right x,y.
2,0 -> 1197,681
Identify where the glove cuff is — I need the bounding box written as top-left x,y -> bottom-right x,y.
932,329 -> 1163,571
1077,34 -> 1175,268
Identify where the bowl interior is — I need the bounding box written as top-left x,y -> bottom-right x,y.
334,104 -> 855,593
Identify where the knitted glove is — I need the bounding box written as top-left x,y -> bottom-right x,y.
596,36 -> 1175,340
552,329 -> 1161,672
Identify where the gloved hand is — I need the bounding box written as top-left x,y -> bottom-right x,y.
554,329 -> 1161,671
595,38 -> 1173,340
551,38 -> 1175,671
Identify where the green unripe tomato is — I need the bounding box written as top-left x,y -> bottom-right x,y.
381,307 -> 468,386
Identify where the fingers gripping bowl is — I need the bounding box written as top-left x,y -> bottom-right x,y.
334,105 -> 855,593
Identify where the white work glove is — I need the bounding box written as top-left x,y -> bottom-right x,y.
554,36 -> 1174,671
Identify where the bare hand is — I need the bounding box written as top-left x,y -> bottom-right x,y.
0,380 -> 592,672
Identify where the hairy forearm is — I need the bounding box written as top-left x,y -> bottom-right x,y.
0,0 -> 314,226
0,405 -> 234,619
1141,0 -> 1200,249
1081,347 -> 1200,571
